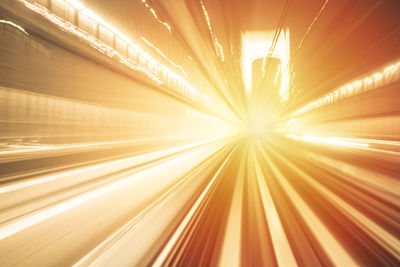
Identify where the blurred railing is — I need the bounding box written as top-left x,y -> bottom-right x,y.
292,58 -> 400,117
18,0 -> 211,107
281,58 -> 400,139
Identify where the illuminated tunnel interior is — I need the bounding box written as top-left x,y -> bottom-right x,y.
0,0 -> 399,266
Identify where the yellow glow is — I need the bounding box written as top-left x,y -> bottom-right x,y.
241,30 -> 290,100
1,1 -> 399,265
244,114 -> 271,137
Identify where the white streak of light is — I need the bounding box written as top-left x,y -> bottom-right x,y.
19,0 -> 162,84
200,0 -> 225,62
0,19 -> 29,35
0,143 -> 218,240
0,140 -> 215,194
141,0 -> 172,33
270,148 -> 400,262
0,138 -> 158,156
141,37 -> 188,78
19,0 -> 212,106
254,146 -> 298,267
285,134 -> 370,148
152,145 -> 237,266
291,59 -> 400,117
217,154 -> 244,267
261,148 -> 359,267
297,0 -> 329,49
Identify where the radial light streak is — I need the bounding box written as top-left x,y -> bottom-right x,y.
19,0 -> 162,84
0,180 -> 119,240
200,0 -> 225,62
73,142 -> 232,266
297,0 -> 329,50
303,151 -> 400,203
253,147 -> 297,267
0,139 -> 156,156
285,133 -> 370,148
18,0 -> 211,106
217,152 -> 245,267
1,0 -> 399,265
292,58 -> 400,117
140,0 -> 172,33
152,145 -> 237,266
269,147 -> 400,262
0,139 -> 220,194
0,140 -> 228,241
141,37 -> 188,77
261,148 -> 359,267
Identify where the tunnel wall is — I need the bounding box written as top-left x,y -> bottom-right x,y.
0,11 -> 221,143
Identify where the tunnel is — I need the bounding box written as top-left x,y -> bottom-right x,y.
0,0 -> 399,266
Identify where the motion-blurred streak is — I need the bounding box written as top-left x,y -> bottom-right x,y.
0,138 -> 232,228
301,151 -> 399,205
74,140 -> 236,266
267,145 -> 400,262
217,149 -> 245,267
296,0 -> 329,50
0,138 -> 230,265
263,138 -> 400,263
259,145 -> 359,267
0,139 -> 224,195
152,143 -> 237,266
292,58 -> 400,117
253,148 -> 297,267
1,0 -> 400,266
140,0 -> 172,34
15,0 -> 212,107
285,133 -> 370,148
200,0 -> 224,62
0,139 -> 160,157
141,37 -> 188,78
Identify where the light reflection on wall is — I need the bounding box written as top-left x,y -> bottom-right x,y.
292,59 -> 400,117
19,0 -> 212,107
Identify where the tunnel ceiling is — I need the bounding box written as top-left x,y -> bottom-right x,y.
80,0 -> 400,116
